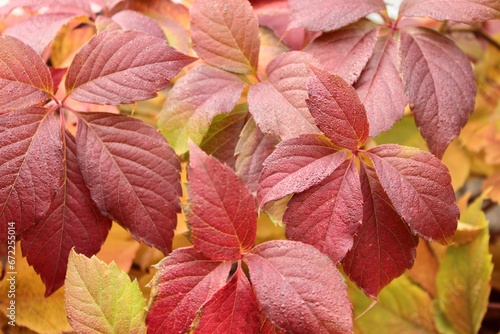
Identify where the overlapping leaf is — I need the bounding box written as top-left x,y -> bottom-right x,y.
188,144 -> 257,260
190,0 -> 260,74
304,21 -> 378,84
342,162 -> 418,298
248,51 -> 320,140
0,36 -> 53,110
399,27 -> 476,158
158,64 -> 245,155
111,10 -> 165,38
65,250 -> 147,333
146,247 -> 232,334
75,113 -> 181,254
0,108 -> 62,242
20,130 -> 111,296
244,240 -> 352,334
399,0 -> 500,23
288,0 -> 386,31
65,30 -> 195,105
284,159 -> 363,264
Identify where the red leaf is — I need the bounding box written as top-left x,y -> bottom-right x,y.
65,30 -> 195,105
76,113 -> 181,254
399,0 -> 500,23
146,247 -> 232,334
257,134 -> 348,208
20,130 -> 111,296
288,0 -> 386,31
307,67 -> 369,150
190,0 -> 260,74
399,27 -> 476,158
355,35 -> 406,136
188,144 -> 256,260
0,36 -> 52,110
195,265 -> 260,334
284,159 -> 363,264
244,240 -> 352,334
111,10 -> 165,38
248,51 -> 321,140
5,12 -> 83,55
0,108 -> 63,242
50,67 -> 68,91
235,118 -> 279,193
260,309 -> 286,334
304,21 -> 379,84
342,161 -> 418,298
367,144 -> 458,243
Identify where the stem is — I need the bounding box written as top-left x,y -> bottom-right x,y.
449,27 -> 500,51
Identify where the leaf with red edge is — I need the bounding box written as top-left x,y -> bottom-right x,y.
75,113 -> 181,254
244,240 -> 352,334
5,12 -> 85,55
342,161 -> 418,298
257,134 -> 348,208
111,10 -> 165,38
399,0 -> 500,23
188,143 -> 256,260
367,144 -> 458,244
195,264 -> 260,334
399,27 -> 476,158
284,159 -> 363,264
288,0 -> 386,32
304,21 -> 378,84
65,30 -> 195,105
0,36 -> 53,110
190,0 -> 260,74
307,66 -> 369,150
0,108 -> 62,242
158,64 -> 245,155
235,118 -> 279,193
355,35 -> 406,137
20,130 -> 111,296
146,247 -> 232,334
248,51 -> 321,140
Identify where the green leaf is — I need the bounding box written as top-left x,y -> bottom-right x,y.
434,196 -> 493,334
65,249 -> 146,334
351,275 -> 437,334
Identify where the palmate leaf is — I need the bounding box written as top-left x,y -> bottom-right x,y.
21,130 -> 111,296
65,30 -> 195,105
190,0 -> 260,74
0,36 -> 53,110
0,108 -> 62,242
188,144 -> 257,260
75,113 -> 181,254
146,247 -> 232,334
244,240 -> 352,334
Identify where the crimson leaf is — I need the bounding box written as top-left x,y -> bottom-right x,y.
284,159 -> 362,264
288,0 -> 386,31
307,67 -> 369,150
194,264 -> 260,334
355,35 -> 406,137
367,144 -> 458,243
146,247 -> 232,334
65,30 -> 195,105
111,10 -> 165,38
399,27 -> 476,158
190,0 -> 260,74
257,134 -> 348,208
304,21 -> 378,84
342,161 -> 418,298
75,113 -> 181,254
0,36 -> 53,110
20,130 -> 111,296
0,108 -> 62,242
188,144 -> 257,261
248,51 -> 321,140
244,240 -> 352,334
399,0 -> 500,23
